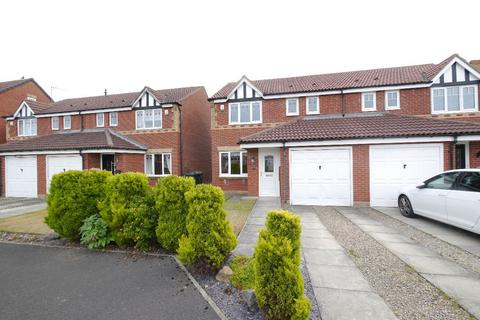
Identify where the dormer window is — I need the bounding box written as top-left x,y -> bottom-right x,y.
229,101 -> 261,124
136,109 -> 162,129
18,118 -> 36,136
432,85 -> 478,113
362,92 -> 376,111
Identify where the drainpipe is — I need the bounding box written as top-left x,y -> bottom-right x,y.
282,141 -> 287,205
341,89 -> 346,116
178,105 -> 184,176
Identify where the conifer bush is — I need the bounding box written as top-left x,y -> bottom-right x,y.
155,176 -> 195,251
177,184 -> 237,268
45,170 -> 111,240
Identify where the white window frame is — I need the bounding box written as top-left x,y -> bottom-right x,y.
96,113 -> 104,127
17,118 -> 37,137
228,101 -> 262,125
431,85 -> 479,114
219,151 -> 248,177
135,109 -> 162,130
286,98 -> 299,116
362,92 -> 376,111
385,90 -> 400,110
145,153 -> 172,177
63,115 -> 71,130
306,96 -> 320,115
51,116 -> 59,130
109,112 -> 118,127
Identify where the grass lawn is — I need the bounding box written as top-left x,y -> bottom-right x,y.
224,195 -> 256,236
0,209 -> 51,234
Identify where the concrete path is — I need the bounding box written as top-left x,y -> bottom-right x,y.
0,197 -> 46,218
338,207 -> 480,319
374,207 -> 480,257
292,206 -> 398,320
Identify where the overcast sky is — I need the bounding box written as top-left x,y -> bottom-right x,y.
1,0 -> 478,101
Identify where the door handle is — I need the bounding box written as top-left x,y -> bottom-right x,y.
318,165 -> 322,170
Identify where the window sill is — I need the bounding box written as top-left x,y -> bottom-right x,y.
147,174 -> 171,177
136,127 -> 163,131
431,109 -> 478,115
286,113 -> 299,117
385,107 -> 400,111
306,111 -> 320,115
219,175 -> 248,179
228,122 -> 262,125
361,109 -> 377,112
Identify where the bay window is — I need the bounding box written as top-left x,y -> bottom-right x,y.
220,151 -> 247,176
18,118 -> 37,136
136,109 -> 162,129
229,101 -> 261,124
432,85 -> 478,113
145,153 -> 171,176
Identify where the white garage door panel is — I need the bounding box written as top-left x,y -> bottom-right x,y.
47,155 -> 83,192
290,148 -> 352,206
370,144 -> 443,207
6,156 -> 37,197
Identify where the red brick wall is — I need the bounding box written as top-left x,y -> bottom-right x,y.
470,141 -> 480,168
0,156 -> 4,195
37,155 -> 46,195
247,148 -> 259,196
83,153 -> 101,169
116,153 -> 144,173
352,145 -> 370,203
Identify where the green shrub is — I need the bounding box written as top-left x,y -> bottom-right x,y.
177,184 -> 237,268
99,173 -> 157,249
230,255 -> 255,289
155,176 -> 195,251
254,210 -> 310,320
79,214 -> 113,249
45,170 -> 111,240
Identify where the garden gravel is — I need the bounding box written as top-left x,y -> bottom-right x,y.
314,207 -> 472,320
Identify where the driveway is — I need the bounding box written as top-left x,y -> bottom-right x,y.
0,197 -> 46,218
0,243 -> 219,320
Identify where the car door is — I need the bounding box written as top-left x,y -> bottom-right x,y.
446,172 -> 480,229
412,172 -> 460,221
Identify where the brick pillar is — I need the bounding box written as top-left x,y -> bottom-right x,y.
247,149 -> 258,196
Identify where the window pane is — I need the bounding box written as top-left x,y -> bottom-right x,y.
18,120 -> 24,136
363,93 -> 374,109
31,119 -> 37,135
64,116 -> 71,129
447,87 -> 460,111
242,152 -> 248,174
154,154 -> 163,175
145,154 -> 153,175
240,103 -> 250,123
426,173 -> 459,190
252,102 -> 261,122
230,152 -> 240,174
109,112 -> 118,126
144,109 -> 153,128
287,99 -> 298,114
220,153 -> 229,174
307,97 -> 318,112
230,104 -> 239,123
136,111 -> 144,128
387,92 -> 398,107
154,109 -> 162,128
264,155 -> 274,173
463,87 -> 475,109
25,119 -> 31,135
163,154 -> 171,175
457,172 -> 480,192
96,114 -> 104,126
52,117 -> 59,129
433,89 -> 445,111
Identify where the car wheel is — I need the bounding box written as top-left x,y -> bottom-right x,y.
398,195 -> 415,218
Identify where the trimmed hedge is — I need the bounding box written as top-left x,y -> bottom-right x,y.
254,210 -> 311,320
177,184 -> 237,268
99,173 -> 158,249
155,176 -> 195,251
45,170 -> 111,240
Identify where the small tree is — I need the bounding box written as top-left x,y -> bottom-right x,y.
177,184 -> 237,268
155,176 -> 195,251
45,170 -> 111,240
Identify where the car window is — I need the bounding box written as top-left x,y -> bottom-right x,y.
456,172 -> 480,192
425,172 -> 460,190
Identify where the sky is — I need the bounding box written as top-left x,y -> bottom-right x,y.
1,0 -> 479,101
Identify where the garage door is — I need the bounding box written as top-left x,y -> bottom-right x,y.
370,144 -> 443,207
46,155 -> 83,192
5,156 -> 37,197
290,148 -> 352,206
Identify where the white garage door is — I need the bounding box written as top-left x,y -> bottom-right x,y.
370,144 -> 443,207
5,156 -> 37,197
46,155 -> 83,192
290,148 -> 352,206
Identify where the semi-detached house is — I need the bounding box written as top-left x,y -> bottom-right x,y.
0,86 -> 211,197
209,54 -> 480,207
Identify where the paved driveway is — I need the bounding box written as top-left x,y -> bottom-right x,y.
0,198 -> 46,218
0,243 -> 219,320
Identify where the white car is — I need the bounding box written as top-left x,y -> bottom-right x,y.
398,169 -> 480,235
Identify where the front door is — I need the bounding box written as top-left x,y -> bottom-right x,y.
455,143 -> 468,169
259,148 -> 280,197
101,154 -> 115,174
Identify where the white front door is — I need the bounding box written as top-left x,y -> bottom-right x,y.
5,156 -> 37,197
259,148 -> 280,197
290,147 -> 352,206
46,155 -> 83,192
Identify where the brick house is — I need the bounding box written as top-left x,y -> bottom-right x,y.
209,54 -> 480,206
0,86 -> 211,197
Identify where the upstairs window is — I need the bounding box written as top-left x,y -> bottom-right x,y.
51,116 -> 59,130
109,112 -> 118,127
286,98 -> 299,116
385,91 -> 400,110
362,92 -> 376,111
136,109 -> 162,129
63,115 -> 71,130
96,113 -> 104,127
220,151 -> 248,176
145,153 -> 171,176
18,118 -> 37,136
229,101 -> 261,124
306,97 -> 319,114
432,85 -> 478,113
